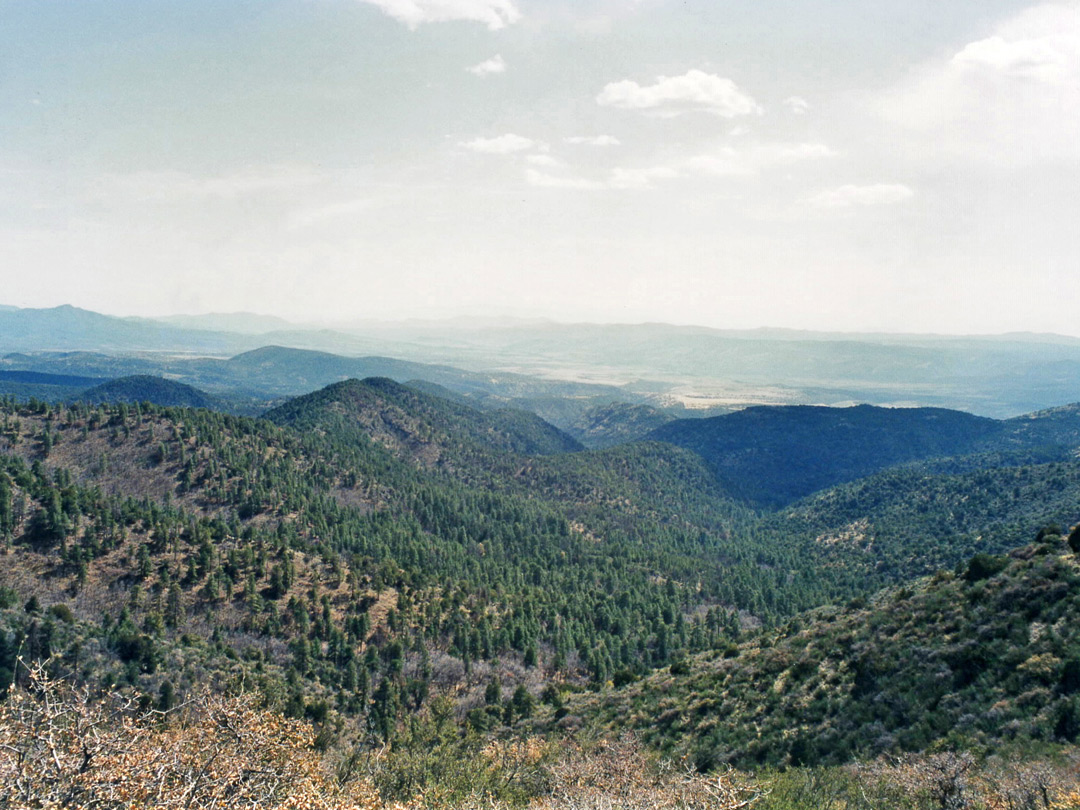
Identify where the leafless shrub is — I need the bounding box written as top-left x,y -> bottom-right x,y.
531,735 -> 767,810
854,752 -> 1079,810
983,760 -> 1060,810
9,658 -> 1076,810
0,659 -> 389,809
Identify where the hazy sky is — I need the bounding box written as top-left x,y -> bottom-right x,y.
2,1 -> 1079,333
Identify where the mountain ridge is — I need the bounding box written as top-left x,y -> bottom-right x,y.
6,304 -> 1080,418
647,403 -> 1080,508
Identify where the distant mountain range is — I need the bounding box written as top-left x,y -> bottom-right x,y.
3,304 -> 1080,420
0,304 -> 248,353
147,312 -> 296,334
0,304 -> 387,356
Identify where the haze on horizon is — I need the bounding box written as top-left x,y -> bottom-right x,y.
2,1 -> 1079,337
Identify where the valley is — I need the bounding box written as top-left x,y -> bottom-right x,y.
3,306 -> 1080,808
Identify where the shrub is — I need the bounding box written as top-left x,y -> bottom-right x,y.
669,659 -> 691,676
1068,525 -> 1080,554
532,736 -> 768,810
47,603 -> 74,624
0,662 -> 383,809
964,553 -> 1009,583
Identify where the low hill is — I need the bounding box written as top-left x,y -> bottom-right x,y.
227,346 -> 633,412
76,375 -> 219,409
647,403 -> 1080,508
0,369 -> 109,404
1005,402 -> 1080,446
567,402 -> 675,449
0,346 -> 639,431
264,377 -> 583,468
576,535 -> 1080,768
774,449 -> 1080,584
224,346 -> 446,393
0,370 -> 105,388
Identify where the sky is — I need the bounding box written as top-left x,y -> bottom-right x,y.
1,0 -> 1079,334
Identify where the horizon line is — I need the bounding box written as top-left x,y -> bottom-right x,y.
4,301 -> 1080,343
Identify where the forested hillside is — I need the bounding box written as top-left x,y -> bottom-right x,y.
0,390 -> 782,744
566,402 -> 675,448
647,403 -> 1080,507
767,451 -> 1080,587
77,375 -> 219,409
264,377 -> 583,465
576,534 -> 1080,769
4,385 -> 1080,806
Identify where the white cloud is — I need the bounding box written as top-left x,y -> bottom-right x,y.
881,3 -> 1080,164
99,166 -> 325,203
758,142 -> 837,162
783,96 -> 810,115
609,166 -> 681,189
808,184 -> 915,209
360,0 -> 521,30
287,198 -> 373,230
524,169 -> 607,190
523,139 -> 835,192
467,54 -> 506,76
564,135 -> 621,146
524,164 -> 679,191
951,33 -> 1073,82
681,148 -> 752,177
526,154 -> 563,167
596,69 -> 762,117
684,142 -> 836,176
460,133 -> 537,154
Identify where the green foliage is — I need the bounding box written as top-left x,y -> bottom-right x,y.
1068,524 -> 1080,553
963,553 -> 1008,582
0,390 -> 753,741
575,543 -> 1080,767
367,695 -> 550,807
648,404 -> 1007,508
77,375 -> 219,409
4,387 -> 1080,770
264,377 -> 582,462
755,757 -> 1078,810
568,402 -> 674,449
46,604 -> 74,623
765,454 -> 1080,597
111,623 -> 159,673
